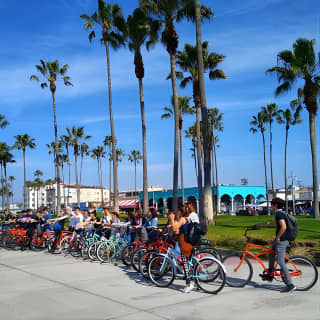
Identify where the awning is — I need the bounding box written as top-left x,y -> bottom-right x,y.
119,199 -> 138,209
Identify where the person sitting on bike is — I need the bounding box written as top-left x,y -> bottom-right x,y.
50,209 -> 69,253
173,203 -> 199,293
260,197 -> 296,293
144,208 -> 159,244
43,208 -> 52,233
1,209 -> 11,231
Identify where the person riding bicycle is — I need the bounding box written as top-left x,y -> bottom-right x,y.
173,203 -> 200,293
43,208 -> 52,233
50,209 -> 68,253
260,197 -> 296,293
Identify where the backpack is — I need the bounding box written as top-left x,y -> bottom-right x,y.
285,213 -> 298,241
185,220 -> 202,245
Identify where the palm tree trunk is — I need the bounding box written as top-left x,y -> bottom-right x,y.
195,105 -> 203,217
67,148 -> 71,206
109,155 -> 112,206
193,142 -> 198,179
284,127 -> 289,214
169,53 -> 180,214
138,78 -> 149,216
213,136 -> 219,213
1,164 -> 4,210
100,159 -> 104,206
61,163 -> 66,208
23,149 -> 26,209
179,127 -> 184,203
105,41 -> 118,213
308,112 -> 319,219
261,131 -> 270,215
196,0 -> 214,224
269,121 -> 274,195
52,91 -> 61,214
4,164 -> 9,210
75,154 -> 80,207
80,155 -> 84,186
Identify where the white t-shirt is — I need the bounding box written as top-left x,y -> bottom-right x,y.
188,212 -> 200,224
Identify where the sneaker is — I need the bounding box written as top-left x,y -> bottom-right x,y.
280,284 -> 296,293
183,283 -> 194,293
259,271 -> 274,282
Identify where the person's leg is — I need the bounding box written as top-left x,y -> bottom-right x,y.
268,241 -> 277,274
276,241 -> 293,287
181,254 -> 191,284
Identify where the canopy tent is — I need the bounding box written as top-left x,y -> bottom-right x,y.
119,199 -> 138,209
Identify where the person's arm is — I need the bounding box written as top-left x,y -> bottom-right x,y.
151,218 -> 158,228
167,213 -> 175,226
276,219 -> 287,242
173,217 -> 186,233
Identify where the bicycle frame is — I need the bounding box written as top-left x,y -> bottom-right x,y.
236,243 -> 301,278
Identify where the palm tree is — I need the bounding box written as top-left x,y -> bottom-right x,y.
185,123 -> 198,180
128,150 -> 143,196
0,143 -> 14,209
61,131 -> 72,205
261,103 -> 280,196
277,106 -> 302,214
0,114 -> 9,129
104,135 -> 113,204
80,142 -> 90,186
33,171 -> 44,209
91,146 -> 106,206
8,176 -> 15,206
141,0 -> 213,213
30,59 -> 72,213
250,111 -> 270,215
116,148 -> 126,164
81,1 -> 126,213
208,108 -> 223,213
267,38 -> 320,219
68,127 -> 91,207
161,96 -> 193,203
57,154 -> 68,207
174,41 -> 226,220
13,134 -> 36,208
126,7 -> 160,216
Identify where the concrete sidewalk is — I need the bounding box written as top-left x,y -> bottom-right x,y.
0,249 -> 319,320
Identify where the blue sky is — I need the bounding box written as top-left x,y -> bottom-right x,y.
1,0 -> 320,202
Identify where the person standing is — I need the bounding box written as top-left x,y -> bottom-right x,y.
260,198 -> 296,293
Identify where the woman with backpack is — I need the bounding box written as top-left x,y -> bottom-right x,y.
173,203 -> 200,293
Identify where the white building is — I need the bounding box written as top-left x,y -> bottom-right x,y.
23,184 -> 110,210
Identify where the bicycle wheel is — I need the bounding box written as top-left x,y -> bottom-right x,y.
107,242 -> 120,263
81,242 -> 89,259
148,255 -> 175,288
97,242 -> 110,263
120,244 -> 135,266
131,247 -> 147,272
69,239 -> 81,257
88,241 -> 99,261
193,257 -> 226,294
59,238 -> 70,255
222,254 -> 253,287
139,249 -> 160,278
197,246 -> 222,261
286,255 -> 318,291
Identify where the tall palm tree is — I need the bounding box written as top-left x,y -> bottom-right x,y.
13,134 -> 36,208
33,171 -> 43,209
91,146 -> 106,206
68,127 -> 91,207
267,38 -> 320,219
161,96 -> 193,203
174,41 -> 226,220
185,123 -> 198,180
250,111 -> 270,215
80,142 -> 90,186
0,143 -> 14,209
0,114 -> 9,129
8,176 -> 15,206
116,148 -> 126,164
128,150 -> 143,197
277,106 -> 302,214
61,131 -> 72,205
57,154 -> 68,207
81,1 -> 126,213
208,108 -> 223,213
104,135 -> 113,204
261,103 -> 280,196
126,7 -> 160,216
141,0 -> 213,213
30,59 -> 72,213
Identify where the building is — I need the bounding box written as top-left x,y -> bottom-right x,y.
139,185 -> 266,213
23,184 -> 110,211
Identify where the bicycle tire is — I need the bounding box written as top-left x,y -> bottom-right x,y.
131,247 -> 147,272
197,246 -> 222,261
222,254 -> 253,287
193,256 -> 226,294
286,255 -> 318,291
139,249 -> 160,278
148,254 -> 175,288
120,244 -> 135,266
96,242 -> 110,263
88,241 -> 100,261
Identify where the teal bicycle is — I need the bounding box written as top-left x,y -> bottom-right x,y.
147,246 -> 226,294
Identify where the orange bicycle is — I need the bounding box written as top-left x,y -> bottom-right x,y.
222,226 -> 318,291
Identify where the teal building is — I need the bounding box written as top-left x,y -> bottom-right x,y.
139,185 -> 266,212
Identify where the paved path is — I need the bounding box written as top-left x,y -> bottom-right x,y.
0,249 -> 319,320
